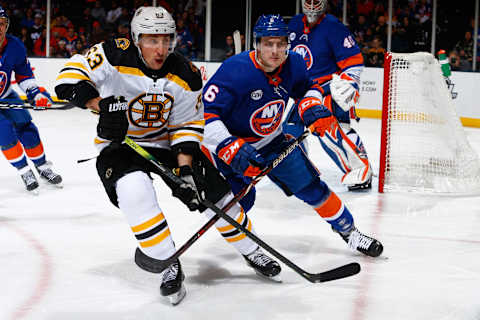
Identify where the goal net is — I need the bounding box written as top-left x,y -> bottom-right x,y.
378,52 -> 480,194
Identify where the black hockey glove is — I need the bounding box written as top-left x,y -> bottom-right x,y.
172,165 -> 206,212
97,96 -> 129,143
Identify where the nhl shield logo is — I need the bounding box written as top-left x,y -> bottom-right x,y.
250,99 -> 285,137
0,71 -> 7,97
250,89 -> 263,101
293,44 -> 313,70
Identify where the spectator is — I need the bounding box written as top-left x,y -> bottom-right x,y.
19,26 -> 33,55
71,38 -> 87,55
223,34 -> 235,60
366,37 -> 385,67
30,13 -> 44,45
20,8 -> 35,29
90,20 -> 108,45
454,31 -> 473,66
91,0 -> 106,24
54,39 -> 70,57
106,1 -> 122,27
356,0 -> 375,18
64,26 -> 78,56
352,15 -> 369,40
114,22 -> 130,39
175,18 -> 194,59
33,28 -> 47,57
448,50 -> 461,71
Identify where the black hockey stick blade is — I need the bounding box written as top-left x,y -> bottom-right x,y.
307,262 -> 361,283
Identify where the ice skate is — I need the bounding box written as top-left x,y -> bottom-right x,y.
244,247 -> 282,282
36,161 -> 63,187
19,166 -> 39,194
160,259 -> 186,306
337,227 -> 383,257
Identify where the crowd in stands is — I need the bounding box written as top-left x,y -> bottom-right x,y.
4,0 -> 205,60
2,0 -> 478,71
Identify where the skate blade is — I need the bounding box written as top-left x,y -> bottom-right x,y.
165,285 -> 186,306
254,270 -> 282,283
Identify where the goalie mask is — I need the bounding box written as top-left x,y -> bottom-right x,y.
131,6 -> 176,64
302,0 -> 327,24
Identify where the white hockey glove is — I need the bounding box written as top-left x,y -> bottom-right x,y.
330,74 -> 360,112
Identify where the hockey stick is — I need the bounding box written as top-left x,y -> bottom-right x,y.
125,135 -> 361,283
233,30 -> 241,54
128,130 -> 310,272
0,98 -> 76,110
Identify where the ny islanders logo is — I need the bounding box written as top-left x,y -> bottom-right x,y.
250,99 -> 285,137
0,71 -> 7,96
293,44 -> 313,70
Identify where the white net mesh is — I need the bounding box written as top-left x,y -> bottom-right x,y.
381,52 -> 480,194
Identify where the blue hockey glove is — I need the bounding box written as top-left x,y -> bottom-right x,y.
216,137 -> 265,177
298,97 -> 336,137
26,86 -> 53,108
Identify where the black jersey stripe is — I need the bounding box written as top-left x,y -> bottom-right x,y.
59,67 -> 90,79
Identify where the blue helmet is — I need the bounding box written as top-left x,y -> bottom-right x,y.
253,14 -> 288,42
0,6 -> 8,30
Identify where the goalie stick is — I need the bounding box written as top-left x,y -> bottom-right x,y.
125,134 -> 361,283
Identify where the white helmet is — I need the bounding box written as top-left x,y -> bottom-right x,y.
302,0 -> 327,24
131,6 -> 176,54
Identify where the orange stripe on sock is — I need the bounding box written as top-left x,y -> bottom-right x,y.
25,142 -> 44,158
2,141 -> 24,160
315,192 -> 342,218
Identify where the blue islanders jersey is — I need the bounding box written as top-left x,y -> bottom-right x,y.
202,50 -> 318,151
0,35 -> 35,99
288,14 -> 363,94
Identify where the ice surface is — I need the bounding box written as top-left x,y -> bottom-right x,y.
1,109 -> 480,320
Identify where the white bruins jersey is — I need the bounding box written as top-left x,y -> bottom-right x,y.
55,38 -> 204,150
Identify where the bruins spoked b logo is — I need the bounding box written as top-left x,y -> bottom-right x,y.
129,93 -> 174,128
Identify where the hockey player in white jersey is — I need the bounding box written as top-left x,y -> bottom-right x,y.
55,6 -> 280,306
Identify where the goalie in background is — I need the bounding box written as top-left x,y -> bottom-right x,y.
0,6 -> 62,193
284,0 -> 372,191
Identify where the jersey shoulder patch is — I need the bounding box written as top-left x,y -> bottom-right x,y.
102,38 -> 139,68
167,52 -> 202,91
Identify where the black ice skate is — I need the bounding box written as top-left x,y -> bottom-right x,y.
160,259 -> 186,305
36,162 -> 63,187
19,167 -> 39,193
243,247 -> 282,282
337,227 -> 383,257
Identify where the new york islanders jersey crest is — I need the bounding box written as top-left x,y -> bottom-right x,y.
0,35 -> 35,98
288,14 -> 363,87
202,50 -> 313,150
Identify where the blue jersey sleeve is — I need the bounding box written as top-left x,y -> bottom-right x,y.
288,52 -> 316,100
326,17 -> 363,71
11,37 -> 34,81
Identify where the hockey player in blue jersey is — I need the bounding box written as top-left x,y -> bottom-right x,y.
0,7 -> 62,192
202,14 -> 383,258
284,0 -> 372,191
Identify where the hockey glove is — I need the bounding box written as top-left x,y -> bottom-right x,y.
26,86 -> 53,109
216,137 -> 265,177
330,73 -> 360,112
298,97 -> 336,137
97,96 -> 129,143
172,165 -> 206,211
